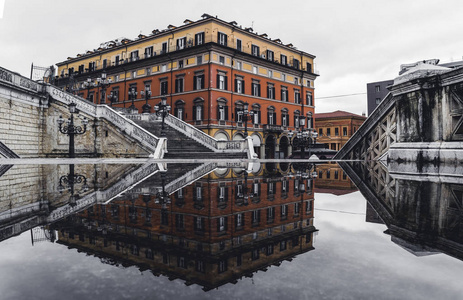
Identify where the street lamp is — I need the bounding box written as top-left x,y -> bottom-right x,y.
237,102 -> 254,137
96,72 -> 111,104
154,97 -> 171,136
82,78 -> 94,101
107,91 -> 118,106
128,87 -> 138,110
288,116 -> 318,159
155,172 -> 171,209
140,87 -> 152,113
57,102 -> 89,158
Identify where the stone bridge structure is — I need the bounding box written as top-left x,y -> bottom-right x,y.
0,66 -> 253,159
336,62 -> 463,166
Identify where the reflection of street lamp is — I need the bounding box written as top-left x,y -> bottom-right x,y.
128,87 -> 138,110
288,116 -> 318,159
237,102 -> 254,137
154,97 -> 171,137
58,164 -> 89,207
57,102 -> 88,158
140,87 -> 152,113
155,172 -> 170,209
291,162 -> 317,194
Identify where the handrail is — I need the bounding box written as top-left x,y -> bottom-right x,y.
46,85 -> 164,157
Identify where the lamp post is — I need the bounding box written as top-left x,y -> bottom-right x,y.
96,72 -> 111,104
107,91 -> 118,106
128,87 -> 138,110
238,102 -> 254,137
140,87 -> 152,113
288,116 -> 318,159
155,172 -> 170,209
57,102 -> 89,158
82,78 -> 94,101
154,97 -> 171,137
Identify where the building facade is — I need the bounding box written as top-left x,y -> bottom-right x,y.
366,79 -> 393,116
55,14 -> 318,158
314,110 -> 366,151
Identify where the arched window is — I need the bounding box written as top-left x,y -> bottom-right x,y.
193,98 -> 204,124
174,100 -> 185,120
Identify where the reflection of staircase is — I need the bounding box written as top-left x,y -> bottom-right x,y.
134,119 -> 247,159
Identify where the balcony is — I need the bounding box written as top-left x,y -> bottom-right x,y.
263,124 -> 283,133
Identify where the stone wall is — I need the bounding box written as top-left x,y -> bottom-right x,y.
0,90 -> 45,157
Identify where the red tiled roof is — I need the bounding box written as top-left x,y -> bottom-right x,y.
314,110 -> 366,119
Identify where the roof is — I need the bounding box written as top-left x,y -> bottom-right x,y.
314,110 -> 366,120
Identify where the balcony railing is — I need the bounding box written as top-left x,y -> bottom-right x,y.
263,124 -> 283,133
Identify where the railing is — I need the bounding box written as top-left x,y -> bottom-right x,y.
0,66 -> 46,108
46,85 -> 166,158
165,162 -> 218,194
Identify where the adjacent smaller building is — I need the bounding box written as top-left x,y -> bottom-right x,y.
366,79 -> 393,116
314,110 -> 366,151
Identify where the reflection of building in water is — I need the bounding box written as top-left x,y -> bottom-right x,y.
54,164 -> 317,291
314,163 -> 357,196
340,161 -> 463,260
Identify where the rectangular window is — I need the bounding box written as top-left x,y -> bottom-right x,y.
306,92 -> 313,106
375,85 -> 380,92
253,112 -> 259,124
235,78 -> 244,94
195,32 -> 205,46
294,90 -> 300,104
218,217 -> 226,232
252,82 -> 261,96
327,128 -> 331,136
145,46 -> 154,58
343,127 -> 348,136
194,105 -> 202,121
161,42 -> 167,54
161,64 -> 167,72
176,37 -> 186,50
236,61 -> 242,70
218,106 -> 227,120
319,128 -> 323,136
146,68 -> 151,76
282,114 -> 288,127
219,56 -> 225,65
253,66 -> 258,74
175,77 -> 184,93
376,98 -> 381,104
267,85 -> 275,99
251,44 -> 260,57
178,60 -> 184,68
281,88 -> 288,102
293,59 -> 300,69
218,32 -> 227,46
236,39 -> 242,51
252,210 -> 260,224
335,128 -> 339,136
130,50 -> 139,61
268,70 -> 273,78
266,50 -> 274,61
102,60 -> 107,69
280,54 -> 287,65
197,55 -> 203,64
194,74 -> 205,90
160,80 -> 168,95
217,74 -> 227,90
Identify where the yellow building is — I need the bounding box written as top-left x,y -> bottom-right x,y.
55,14 -> 318,158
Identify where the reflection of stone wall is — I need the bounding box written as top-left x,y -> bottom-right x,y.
0,165 -> 44,213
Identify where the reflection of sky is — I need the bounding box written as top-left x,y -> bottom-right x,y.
1,191 -> 463,299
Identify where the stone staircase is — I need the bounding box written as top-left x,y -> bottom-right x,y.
134,119 -> 247,159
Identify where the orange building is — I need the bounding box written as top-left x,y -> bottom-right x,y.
54,14 -> 318,158
314,110 -> 366,151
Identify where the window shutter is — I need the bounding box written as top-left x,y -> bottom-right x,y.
281,89 -> 284,100
217,106 -> 220,120
258,111 -> 261,123
242,80 -> 245,94
199,106 -> 203,120
272,87 -> 275,99
273,112 -> 277,124
193,217 -> 198,230
201,75 -> 205,89
193,105 -> 197,120
217,32 -> 220,44
234,79 -> 238,92
258,210 -> 261,222
216,74 -> 220,89
224,76 -> 228,90
235,108 -> 238,121
174,107 -> 178,117
193,76 -> 197,90
281,114 -> 284,126
217,218 -> 220,232
225,187 -> 229,202
267,112 -> 270,124
176,39 -> 180,49
257,84 -> 261,97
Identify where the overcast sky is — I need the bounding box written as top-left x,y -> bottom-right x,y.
1,0 -> 463,115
